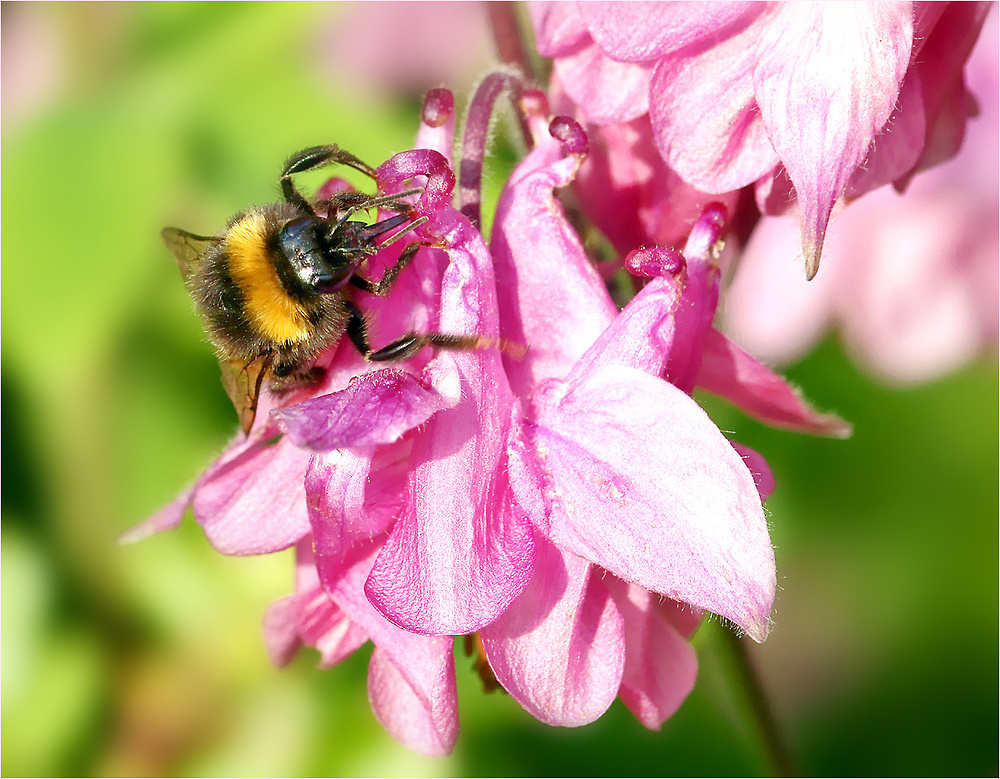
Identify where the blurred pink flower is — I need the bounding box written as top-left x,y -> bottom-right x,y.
722,12 -> 999,385
127,83 -> 843,754
532,1 -> 992,278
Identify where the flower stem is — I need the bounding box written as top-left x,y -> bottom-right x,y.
716,625 -> 798,777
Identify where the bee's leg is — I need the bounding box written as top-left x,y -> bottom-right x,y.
350,241 -> 441,298
344,301 -> 486,362
280,145 -> 379,213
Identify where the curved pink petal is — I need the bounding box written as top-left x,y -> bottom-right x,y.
368,646 -> 457,757
650,13 -> 778,193
570,269 -> 683,381
481,538 -> 625,726
554,41 -> 654,125
532,365 -> 775,641
365,212 -> 535,635
697,327 -> 852,437
118,483 -> 194,544
580,1 -> 762,63
194,436 -> 312,555
307,448 -> 405,587
263,539 -> 369,668
730,442 -> 776,504
844,72 -> 926,199
273,369 -> 455,452
491,129 -> 617,396
605,577 -> 698,730
530,1 -> 591,57
330,540 -> 459,757
366,440 -> 535,635
753,3 -> 913,277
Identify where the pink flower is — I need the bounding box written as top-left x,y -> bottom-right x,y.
722,14 -> 999,385
532,1 -> 992,278
127,82 -> 843,754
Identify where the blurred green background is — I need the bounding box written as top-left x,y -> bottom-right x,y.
2,3 -> 996,776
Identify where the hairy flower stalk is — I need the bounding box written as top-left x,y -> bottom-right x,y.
128,76 -> 847,755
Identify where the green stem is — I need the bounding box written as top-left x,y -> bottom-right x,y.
717,625 -> 799,777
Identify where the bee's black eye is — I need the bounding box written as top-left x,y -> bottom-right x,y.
278,217 -> 351,294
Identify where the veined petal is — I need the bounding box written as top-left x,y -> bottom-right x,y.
554,41 -> 654,125
366,434 -> 535,635
580,1 -> 763,62
730,442 -> 776,504
697,327 -> 852,438
531,364 -> 775,641
481,537 -> 625,726
650,13 -> 779,193
364,212 -> 535,635
605,577 -> 698,730
330,541 -> 459,757
531,1 -> 592,57
753,2 -> 914,277
491,129 -> 617,395
194,436 -> 312,555
273,369 -> 455,452
307,448 -> 406,588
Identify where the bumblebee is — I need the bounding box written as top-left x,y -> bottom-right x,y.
164,144 -> 482,433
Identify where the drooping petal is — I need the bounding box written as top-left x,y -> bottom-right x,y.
491,125 -> 617,395
366,432 -> 535,635
580,1 -> 763,63
330,540 -> 459,757
650,13 -> 779,194
697,327 -> 852,438
554,42 -> 654,125
531,364 -> 775,641
118,482 -> 194,544
530,1 -> 592,57
481,537 -> 625,727
193,436 -> 312,555
730,442 -> 776,504
753,2 -> 914,277
273,369 -> 456,452
365,211 -> 535,635
263,539 -> 370,669
604,577 -> 698,730
307,448 -> 402,587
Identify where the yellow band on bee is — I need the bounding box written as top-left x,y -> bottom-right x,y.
225,213 -> 310,345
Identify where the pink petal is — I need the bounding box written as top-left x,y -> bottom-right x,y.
272,369 -> 455,452
118,483 -> 194,544
697,327 -> 852,437
365,212 -> 535,635
307,448 -> 404,586
330,540 -> 459,757
491,130 -> 617,395
263,540 -> 369,668
605,577 -> 698,730
554,41 -> 654,125
730,442 -> 776,504
650,13 -> 779,193
194,436 -> 312,555
530,1 -> 592,57
532,364 -> 775,642
753,3 -> 913,277
480,537 -> 625,726
580,1 -> 762,62
368,646 -> 457,757
366,437 -> 535,635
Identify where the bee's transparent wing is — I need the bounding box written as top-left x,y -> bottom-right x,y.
161,227 -> 219,282
220,354 -> 273,435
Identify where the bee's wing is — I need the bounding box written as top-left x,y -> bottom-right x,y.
220,354 -> 273,435
161,227 -> 219,282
